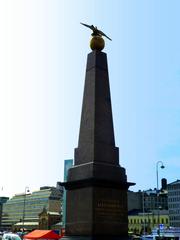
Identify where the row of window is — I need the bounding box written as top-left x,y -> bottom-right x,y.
5,197 -> 49,206
170,216 -> 180,220
168,191 -> 180,196
2,208 -> 46,218
169,210 -> 180,214
168,203 -> 180,208
3,202 -> 48,211
128,218 -> 168,224
168,197 -> 180,202
168,185 -> 180,190
144,197 -> 167,201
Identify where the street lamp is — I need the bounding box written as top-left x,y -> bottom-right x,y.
156,161 -> 165,239
142,191 -> 146,235
22,186 -> 30,232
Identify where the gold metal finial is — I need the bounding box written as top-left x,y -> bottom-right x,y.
80,22 -> 112,51
90,36 -> 105,51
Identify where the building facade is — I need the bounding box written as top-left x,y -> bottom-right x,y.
39,207 -> 61,230
0,197 -> 9,230
143,189 -> 168,211
128,191 -> 142,211
62,159 -> 73,228
128,182 -> 168,235
1,185 -> 63,230
128,210 -> 169,235
128,188 -> 168,213
168,180 -> 180,227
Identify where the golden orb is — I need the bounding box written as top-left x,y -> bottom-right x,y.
90,36 -> 105,51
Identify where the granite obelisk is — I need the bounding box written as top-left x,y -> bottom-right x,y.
61,25 -> 134,240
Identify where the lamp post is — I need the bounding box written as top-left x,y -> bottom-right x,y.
156,161 -> 165,239
142,191 -> 146,235
22,186 -> 29,232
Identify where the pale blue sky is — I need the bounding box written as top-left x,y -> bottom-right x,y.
0,0 -> 180,197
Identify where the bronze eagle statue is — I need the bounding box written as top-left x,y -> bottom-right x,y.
80,22 -> 112,41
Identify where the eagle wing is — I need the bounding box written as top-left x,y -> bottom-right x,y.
80,22 -> 95,31
97,29 -> 112,41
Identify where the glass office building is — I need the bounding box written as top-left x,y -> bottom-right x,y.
62,159 -> 73,227
1,186 -> 63,230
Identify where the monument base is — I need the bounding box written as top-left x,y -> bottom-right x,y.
65,185 -> 128,236
60,165 -> 134,238
61,235 -> 129,240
